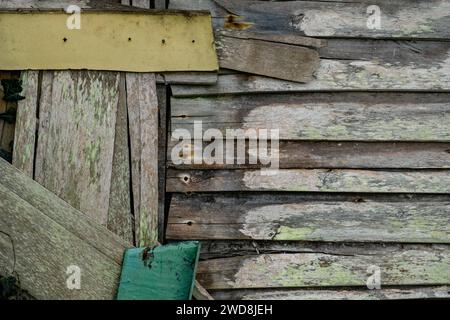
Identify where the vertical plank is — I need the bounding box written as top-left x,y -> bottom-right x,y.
154,0 -> 167,9
12,70 -> 39,176
0,72 -> 17,155
107,73 -> 134,244
34,71 -> 120,225
126,73 -> 159,247
157,84 -> 167,242
0,72 -> 11,158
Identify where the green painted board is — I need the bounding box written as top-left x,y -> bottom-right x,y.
117,241 -> 201,300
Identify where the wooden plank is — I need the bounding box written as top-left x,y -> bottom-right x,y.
171,93 -> 450,141
196,247 -> 450,289
132,0 -> 150,8
156,72 -> 218,85
167,198 -> 450,243
212,286 -> 450,300
170,0 -> 450,40
0,72 -> 14,156
217,30 -> 326,49
172,39 -> 450,96
12,70 -> 39,176
167,169 -> 450,193
216,35 -> 320,82
157,84 -> 167,242
34,71 -> 120,226
0,158 -> 128,299
0,11 -> 218,72
168,141 -> 450,169
126,73 -> 159,247
107,73 -> 133,244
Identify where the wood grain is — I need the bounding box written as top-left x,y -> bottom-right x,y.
34,71 -> 120,225
170,0 -> 450,40
167,169 -> 450,193
126,73 -> 159,247
107,73 -> 133,244
216,35 -> 320,82
12,70 -> 39,176
197,247 -> 450,289
211,286 -> 450,300
171,92 -> 450,141
168,140 -> 450,169
0,158 -> 128,299
168,198 -> 450,243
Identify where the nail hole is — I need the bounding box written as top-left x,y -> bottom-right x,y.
183,176 -> 189,182
128,37 -> 132,41
187,221 -> 193,226
161,39 -> 166,44
192,39 -> 195,43
63,37 -> 68,42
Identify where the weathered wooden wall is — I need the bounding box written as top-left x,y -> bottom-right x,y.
166,0 -> 450,299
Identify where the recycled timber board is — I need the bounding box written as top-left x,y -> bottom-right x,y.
167,197 -> 450,243
12,71 -> 39,176
196,247 -> 450,289
126,73 -> 159,247
34,71 -> 120,226
166,169 -> 450,193
171,93 -> 450,141
0,158 -> 128,299
167,141 -> 450,169
170,0 -> 450,40
215,34 -> 320,82
211,286 -> 450,300
172,39 -> 450,95
0,11 -> 218,72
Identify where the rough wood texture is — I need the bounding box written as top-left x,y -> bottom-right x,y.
126,73 -> 159,247
197,247 -> 450,289
0,158 -> 128,299
217,30 -> 326,48
168,197 -> 450,243
157,84 -> 167,242
167,169 -> 450,193
211,286 -> 450,300
171,92 -> 450,141
172,38 -> 450,95
170,0 -> 450,40
216,34 -> 320,82
12,71 -> 39,176
0,71 -> 15,155
107,74 -> 133,244
156,72 -> 218,85
168,141 -> 450,169
34,71 -> 119,226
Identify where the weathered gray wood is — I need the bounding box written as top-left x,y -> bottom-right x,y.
107,73 -> 133,244
216,35 -> 320,82
132,0 -> 150,9
34,71 -> 120,226
197,247 -> 450,289
168,141 -> 450,169
157,84 -> 167,243
126,73 -> 159,247
167,169 -> 450,193
12,70 -> 39,176
1,156 -> 127,264
217,30 -> 326,48
0,72 -> 15,155
212,286 -> 450,300
0,158 -> 128,299
168,199 -> 450,243
156,72 -> 218,85
198,240 -> 450,259
170,0 -> 450,40
193,280 -> 215,300
0,0 -> 132,10
171,93 -> 450,141
172,39 -> 450,95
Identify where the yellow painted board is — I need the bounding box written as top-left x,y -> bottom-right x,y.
0,11 -> 218,72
